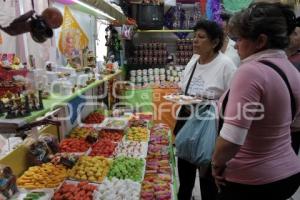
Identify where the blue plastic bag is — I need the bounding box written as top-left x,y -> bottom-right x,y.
175,104 -> 217,166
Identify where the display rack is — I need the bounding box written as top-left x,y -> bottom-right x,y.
0,70 -> 122,132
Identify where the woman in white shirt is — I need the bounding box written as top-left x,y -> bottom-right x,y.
174,19 -> 236,200
220,12 -> 240,67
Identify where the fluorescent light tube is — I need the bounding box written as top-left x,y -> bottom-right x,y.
72,0 -> 116,20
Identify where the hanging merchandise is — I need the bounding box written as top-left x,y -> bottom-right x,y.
223,0 -> 253,13
58,6 -> 89,58
105,25 -> 122,65
206,0 -> 213,20
200,0 -> 206,17
121,24 -> 135,40
212,0 -> 221,23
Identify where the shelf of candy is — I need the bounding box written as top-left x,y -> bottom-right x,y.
126,127 -> 149,142
107,156 -> 145,182
166,65 -> 184,84
114,141 -> 148,159
129,67 -> 167,87
99,130 -> 124,143
52,180 -> 98,200
16,163 -> 67,189
88,139 -> 118,158
0,89 -> 44,119
128,42 -> 168,66
175,39 -> 193,66
0,135 -> 23,159
95,178 -> 141,200
59,138 -> 91,153
68,156 -> 111,183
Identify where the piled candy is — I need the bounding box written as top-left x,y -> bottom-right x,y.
84,112 -> 105,124
141,173 -> 172,200
17,163 -> 67,189
126,127 -> 148,142
89,139 -> 117,157
114,141 -> 148,158
68,156 -> 111,183
96,178 -> 141,200
128,119 -> 148,128
141,123 -> 173,200
108,156 -> 145,182
59,138 -> 90,153
53,181 -> 97,200
150,125 -> 169,145
99,130 -> 123,142
69,127 -> 97,139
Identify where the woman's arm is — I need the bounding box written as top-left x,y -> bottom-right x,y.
211,137 -> 241,188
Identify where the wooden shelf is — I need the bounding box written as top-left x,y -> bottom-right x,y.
136,29 -> 193,33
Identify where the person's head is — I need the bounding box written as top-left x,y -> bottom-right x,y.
220,12 -> 232,35
288,27 -> 300,53
193,19 -> 224,55
229,2 -> 297,60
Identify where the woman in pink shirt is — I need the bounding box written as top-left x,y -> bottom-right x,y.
212,2 -> 300,200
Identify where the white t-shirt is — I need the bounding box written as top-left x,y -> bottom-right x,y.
224,38 -> 240,67
179,53 -> 237,99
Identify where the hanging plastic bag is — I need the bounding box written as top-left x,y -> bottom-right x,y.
175,103 -> 217,166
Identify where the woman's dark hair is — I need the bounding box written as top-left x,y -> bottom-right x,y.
193,18 -> 224,52
229,2 -> 297,49
220,12 -> 232,23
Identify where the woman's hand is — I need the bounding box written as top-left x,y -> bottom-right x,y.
211,163 -> 226,191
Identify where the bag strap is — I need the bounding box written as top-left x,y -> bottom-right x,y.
218,90 -> 230,133
184,61 -> 198,95
259,60 -> 296,120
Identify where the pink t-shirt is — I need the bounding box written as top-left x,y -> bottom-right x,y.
221,50 -> 300,185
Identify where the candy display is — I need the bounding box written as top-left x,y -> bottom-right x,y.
141,124 -> 173,200
128,42 -> 168,65
4,110 -> 176,199
17,163 -> 67,189
108,156 -> 145,182
50,153 -> 80,169
128,119 -> 148,128
126,127 -> 149,142
68,127 -> 98,139
59,138 -> 90,153
96,178 -> 141,200
99,130 -> 124,142
11,190 -> 53,200
84,112 -> 105,124
89,139 -> 117,158
68,156 -> 111,183
176,39 -> 193,65
53,181 -> 97,200
114,141 -> 148,159
99,118 -> 128,130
